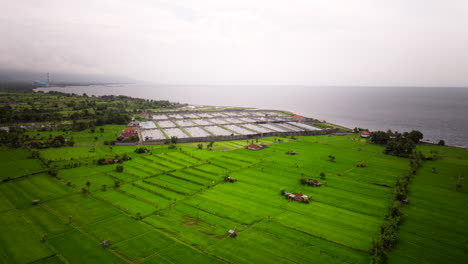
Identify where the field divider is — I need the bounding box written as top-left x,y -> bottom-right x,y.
173,121 -> 193,138
154,154 -> 188,168
154,121 -> 170,139
210,158 -> 244,169
192,167 -> 219,176
177,169 -> 218,181
198,124 -> 216,137
206,161 -> 229,170
183,203 -> 245,226
179,151 -> 204,161
19,207 -> 65,258
220,155 -> 253,164
165,152 -> 198,165
237,124 -> 259,133
133,182 -> 175,201
137,241 -> 179,263
0,170 -> 49,184
141,180 -> 190,196
166,173 -> 205,186
113,187 -> 162,208
125,163 -> 156,175
273,219 -> 368,253
140,156 -> 173,170
217,124 -> 241,136
90,192 -> 154,218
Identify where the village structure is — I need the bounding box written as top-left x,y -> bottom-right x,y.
116,109 -> 332,145
301,178 -> 322,187
282,191 -> 311,203
360,131 -> 371,138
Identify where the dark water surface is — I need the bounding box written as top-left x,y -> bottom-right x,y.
37,85 -> 468,147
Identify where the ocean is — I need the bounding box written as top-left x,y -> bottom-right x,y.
36,84 -> 468,148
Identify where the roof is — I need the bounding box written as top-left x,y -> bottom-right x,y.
361,131 -> 371,135
291,115 -> 303,119
124,127 -> 136,131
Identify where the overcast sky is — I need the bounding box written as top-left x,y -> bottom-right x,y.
1,0 -> 468,86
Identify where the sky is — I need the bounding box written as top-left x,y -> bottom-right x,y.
1,0 -> 468,86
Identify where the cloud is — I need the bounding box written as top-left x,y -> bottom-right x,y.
1,0 -> 467,86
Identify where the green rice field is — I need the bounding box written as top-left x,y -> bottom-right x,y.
0,135 -> 466,263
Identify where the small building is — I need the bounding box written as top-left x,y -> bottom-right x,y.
101,240 -> 109,247
291,114 -> 304,120
228,230 -> 237,238
224,176 -> 237,183
246,144 -> 266,151
286,151 -> 297,155
32,200 -> 40,205
284,191 -> 310,203
360,131 -> 371,138
302,179 -> 321,187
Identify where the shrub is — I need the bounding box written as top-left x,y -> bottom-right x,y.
115,164 -> 124,172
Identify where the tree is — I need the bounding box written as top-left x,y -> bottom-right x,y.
170,136 -> 178,144
48,167 -> 58,177
328,155 -> 336,162
99,127 -> 105,133
437,140 -> 445,146
207,141 -> 215,150
27,149 -> 40,159
370,131 -> 390,145
384,137 -> 415,157
320,172 -> 326,180
101,184 -> 107,191
85,181 -> 91,192
197,143 -> 203,149
407,130 -> 423,144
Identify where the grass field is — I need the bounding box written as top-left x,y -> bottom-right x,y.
387,145 -> 468,264
0,135 -> 466,263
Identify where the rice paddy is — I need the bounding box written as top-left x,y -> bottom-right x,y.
0,135 -> 466,263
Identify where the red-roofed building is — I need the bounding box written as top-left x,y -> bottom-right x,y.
360,131 -> 371,138
124,127 -> 136,131
291,114 -> 303,120
246,144 -> 266,150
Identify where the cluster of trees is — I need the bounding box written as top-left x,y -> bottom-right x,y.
370,152 -> 425,264
370,130 -> 424,157
0,91 -> 179,125
28,135 -> 74,149
97,153 -> 130,165
0,128 -> 75,148
134,147 -> 149,154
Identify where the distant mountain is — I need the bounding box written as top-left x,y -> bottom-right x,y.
0,69 -> 135,85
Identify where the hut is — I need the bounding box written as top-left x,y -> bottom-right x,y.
284,191 -> 310,203
286,151 -> 297,155
301,179 -> 321,187
32,200 -> 40,205
224,176 -> 237,183
246,144 -> 266,151
101,240 -> 109,248
228,230 -> 237,238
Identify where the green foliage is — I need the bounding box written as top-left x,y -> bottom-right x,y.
370,131 -> 390,145
384,137 -> 415,157
406,130 -> 423,144
115,164 -> 124,172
